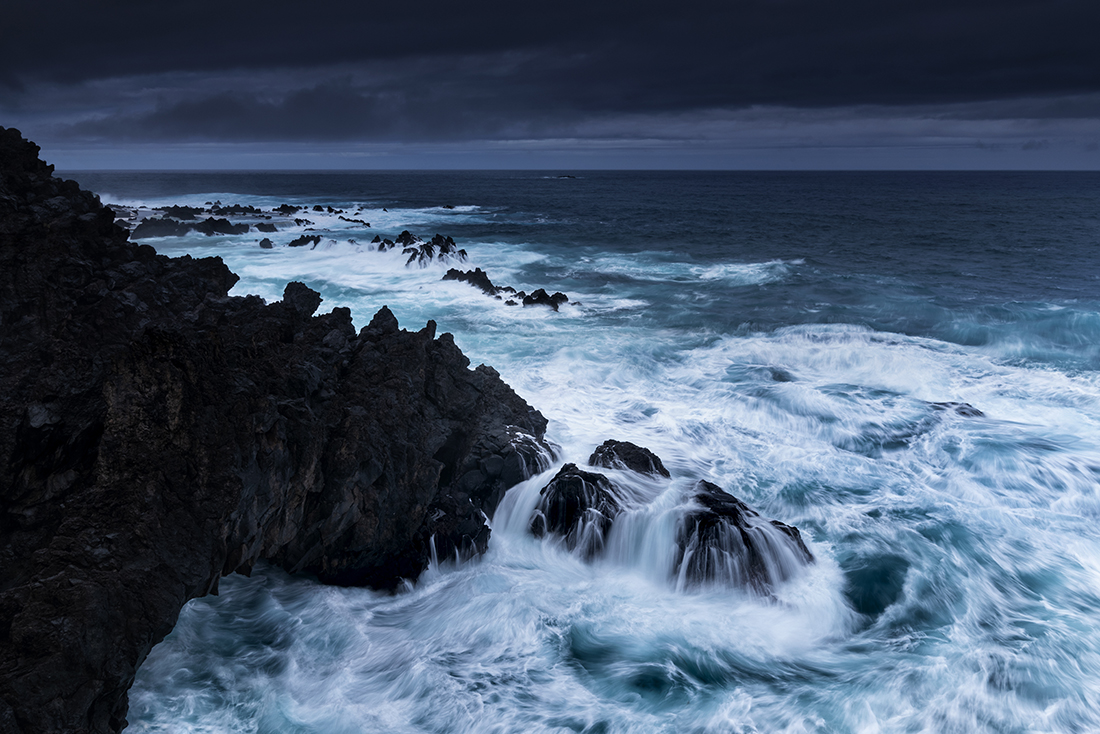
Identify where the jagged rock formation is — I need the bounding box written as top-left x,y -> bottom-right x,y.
0,127 -> 551,733
130,216 -> 250,239
442,268 -> 571,311
392,230 -> 468,266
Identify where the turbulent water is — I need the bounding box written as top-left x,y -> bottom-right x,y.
69,170 -> 1100,733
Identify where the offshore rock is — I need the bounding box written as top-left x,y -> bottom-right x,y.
521,288 -> 569,311
443,267 -> 499,296
674,480 -> 814,593
588,439 -> 670,477
528,463 -> 621,558
0,127 -> 550,734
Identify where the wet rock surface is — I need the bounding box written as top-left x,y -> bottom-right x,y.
675,480 -> 814,592
529,463 -> 621,557
527,442 -> 813,594
443,268 -> 572,311
0,127 -> 551,734
588,439 -> 670,477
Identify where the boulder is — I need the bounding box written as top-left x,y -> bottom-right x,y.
674,481 -> 813,592
588,439 -> 670,477
529,464 -> 621,558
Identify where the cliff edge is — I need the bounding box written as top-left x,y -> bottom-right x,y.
0,128 -> 550,733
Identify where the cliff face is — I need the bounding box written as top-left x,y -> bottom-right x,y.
0,128 -> 551,733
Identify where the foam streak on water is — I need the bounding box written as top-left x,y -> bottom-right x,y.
66,171 -> 1100,733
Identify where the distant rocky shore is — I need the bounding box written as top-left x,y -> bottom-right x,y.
115,196 -> 575,310
0,128 -> 553,733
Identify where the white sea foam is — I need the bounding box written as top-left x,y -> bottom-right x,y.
125,188 -> 1100,733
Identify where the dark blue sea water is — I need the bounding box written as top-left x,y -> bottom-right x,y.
68,170 -> 1100,733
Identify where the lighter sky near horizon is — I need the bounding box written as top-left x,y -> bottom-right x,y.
3,1 -> 1099,170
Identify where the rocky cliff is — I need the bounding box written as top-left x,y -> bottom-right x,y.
0,128 -> 551,733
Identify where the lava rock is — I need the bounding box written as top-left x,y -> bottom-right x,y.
130,217 -> 191,238
0,126 -> 552,734
153,204 -> 203,220
522,289 -> 569,311
443,268 -> 498,296
529,464 -> 621,557
256,222 -> 278,233
674,481 -> 813,592
588,440 -> 670,477
930,401 -> 984,417
192,217 -> 249,236
288,234 -> 323,248
259,237 -> 274,249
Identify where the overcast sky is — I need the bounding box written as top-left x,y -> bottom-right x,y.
2,0 -> 1099,169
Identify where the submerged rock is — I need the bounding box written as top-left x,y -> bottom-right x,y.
930,401 -> 984,417
529,463 -> 622,557
588,439 -> 670,477
0,127 -> 551,734
674,481 -> 813,593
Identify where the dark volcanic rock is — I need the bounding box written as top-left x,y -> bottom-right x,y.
258,237 -> 274,249
153,205 -> 203,220
588,439 -> 670,477
0,127 -> 551,734
522,288 -> 569,311
400,232 -> 467,267
442,270 -> 571,310
930,401 -> 984,418
192,217 -> 249,236
256,222 -> 278,233
674,481 -> 813,593
130,217 -> 192,238
529,464 -> 621,557
443,267 -> 498,296
131,216 -> 250,239
288,234 -> 323,248
209,203 -> 261,216
274,204 -> 300,215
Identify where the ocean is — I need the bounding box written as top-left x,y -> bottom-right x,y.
66,170 -> 1100,733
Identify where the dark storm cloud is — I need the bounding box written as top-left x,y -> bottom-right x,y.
6,1 -> 1100,108
2,0 -> 1099,163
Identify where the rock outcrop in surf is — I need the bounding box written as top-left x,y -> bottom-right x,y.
0,127 -> 552,734
527,441 -> 813,592
442,267 -> 571,311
